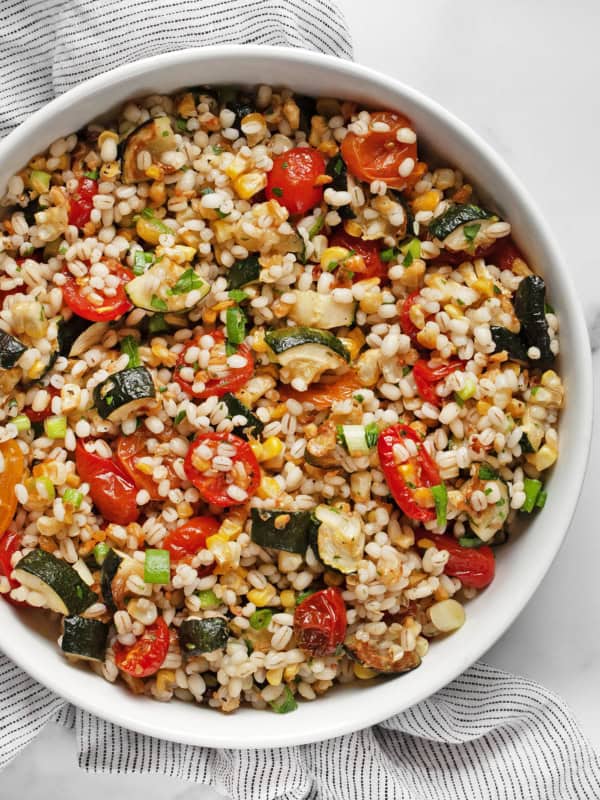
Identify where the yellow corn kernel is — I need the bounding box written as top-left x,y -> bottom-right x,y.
280,590 -> 296,609
324,571 -> 344,587
100,161 -> 121,181
225,152 -> 252,180
284,664 -> 300,682
434,586 -> 450,602
233,171 -> 267,200
320,246 -> 351,272
145,164 -> 163,181
65,473 -> 81,489
359,289 -> 383,315
471,278 -> 495,298
207,532 -> 229,550
413,487 -> 433,507
476,400 -> 491,416
353,663 -> 378,680
408,570 -> 427,587
247,585 -> 276,607
257,476 -> 281,499
213,219 -> 235,243
135,460 -> 154,475
417,537 -> 436,549
149,180 -> 166,206
412,189 -> 441,213
343,219 -> 363,238
136,216 -> 162,245
177,92 -> 196,118
155,669 -> 176,694
399,463 -> 417,484
444,303 -> 464,320
526,444 -> 557,472
266,668 -> 283,686
338,336 -> 361,362
249,440 -> 263,460
507,398 -> 525,418
218,516 -> 244,540
252,331 -> 268,353
176,501 -> 194,519
261,436 -> 283,461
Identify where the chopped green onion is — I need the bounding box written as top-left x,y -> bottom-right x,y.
44,415 -> 67,439
133,250 -> 154,276
150,294 -> 168,312
144,549 -> 171,584
63,487 -> 83,509
463,223 -> 481,245
380,246 -> 400,263
216,209 -> 229,219
11,414 -> 31,432
83,169 -> 99,180
478,463 -> 499,481
269,685 -> 298,714
120,335 -> 140,368
244,638 -> 254,654
402,365 -> 412,377
197,589 -> 219,608
455,374 -> 476,403
176,117 -> 188,132
431,483 -> 448,528
536,490 -> 547,509
308,213 -> 325,239
295,589 -> 315,605
212,145 -> 223,155
174,409 -> 187,425
521,478 -> 543,513
458,535 -> 483,548
148,313 -> 169,334
140,208 -> 173,234
93,542 -> 110,565
226,305 -> 246,345
364,422 -> 380,449
225,340 -> 237,356
168,268 -> 204,296
249,609 -> 272,630
402,238 -> 421,267
228,289 -> 249,303
30,170 -> 51,193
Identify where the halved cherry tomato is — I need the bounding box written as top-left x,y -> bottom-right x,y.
0,531 -> 26,607
341,110 -> 418,190
294,587 -> 347,656
266,147 -> 326,216
491,237 -> 525,271
163,516 -> 220,576
278,370 -> 363,410
377,424 -> 441,522
116,432 -> 178,502
75,440 -> 139,525
175,330 -> 253,400
329,228 -> 387,282
113,616 -> 170,678
0,440 -> 24,537
25,385 -> 60,423
184,432 -> 260,507
68,176 -> 97,229
62,258 -> 133,322
400,291 -> 421,341
433,535 -> 495,589
413,359 -> 463,407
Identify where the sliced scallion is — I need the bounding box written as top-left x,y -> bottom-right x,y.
458,535 -> 483,548
133,250 -> 154,276
44,415 -> 67,439
402,238 -> 421,267
30,170 -> 51,194
11,414 -> 31,432
144,548 -> 171,584
478,463 -> 499,481
249,609 -> 272,630
120,335 -> 141,368
63,487 -> 83,509
521,478 -> 542,513
431,483 -> 448,528
536,489 -> 548,509
308,213 -> 325,239
197,589 -> 219,609
226,305 -> 246,345
93,542 -> 110,565
148,313 -> 169,334
455,374 -> 476,403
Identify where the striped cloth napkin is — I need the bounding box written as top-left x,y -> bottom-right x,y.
1,2 -> 599,798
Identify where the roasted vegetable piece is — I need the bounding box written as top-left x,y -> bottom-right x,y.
514,275 -> 554,364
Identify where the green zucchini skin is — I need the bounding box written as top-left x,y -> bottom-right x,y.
265,327 -> 350,362
100,549 -> 122,613
62,616 -> 109,662
57,315 -> 92,357
325,155 -> 355,220
514,276 -> 554,364
14,549 -> 97,615
490,326 -> 529,364
428,203 -> 491,241
180,617 -> 229,654
93,366 -> 155,420
121,116 -> 177,183
227,255 -> 260,290
250,508 -> 316,554
0,331 -> 26,368
221,393 -> 264,438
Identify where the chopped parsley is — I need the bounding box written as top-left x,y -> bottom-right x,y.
83,169 -> 99,180
150,294 -> 168,311
216,208 -> 229,219
380,246 -> 400,263
168,268 -> 204,296
478,463 -> 499,480
308,213 -> 325,239
133,250 -> 154,276
271,187 -> 283,197
212,145 -> 223,154
281,161 -> 289,170
174,409 -> 187,425
176,117 -> 188,132
228,289 -> 249,302
463,223 -> 481,247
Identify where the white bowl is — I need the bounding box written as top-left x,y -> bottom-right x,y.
0,45 -> 592,749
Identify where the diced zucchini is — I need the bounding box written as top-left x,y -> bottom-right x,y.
315,505 -> 365,574
121,116 -> 178,183
345,633 -> 421,675
13,549 -> 97,615
221,393 -> 264,438
179,617 -> 229,655
428,203 -> 495,252
514,276 -> 554,364
0,331 -> 26,368
337,423 -> 379,457
463,478 -> 509,542
126,261 -> 210,313
100,548 -> 144,612
250,508 -> 316,554
227,254 -> 260,289
520,407 -> 544,453
58,317 -> 109,358
289,291 -> 356,329
490,326 -> 528,364
61,616 -> 109,662
93,366 -> 155,422
266,327 -> 350,387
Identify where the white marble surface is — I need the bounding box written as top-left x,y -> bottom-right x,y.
3,0 -> 600,797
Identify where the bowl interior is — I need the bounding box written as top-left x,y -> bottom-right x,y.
0,46 -> 592,748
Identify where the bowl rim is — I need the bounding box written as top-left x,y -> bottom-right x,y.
0,43 -> 593,748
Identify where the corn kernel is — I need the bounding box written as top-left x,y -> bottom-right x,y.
247,585 -> 276,607
155,669 -> 176,694
471,278 -> 495,298
270,404 -> 288,421
476,400 -> 491,415
266,668 -> 283,686
338,336 -> 361,362
218,516 -> 244,540
507,398 -> 526,418
252,331 -> 268,353
413,487 -> 433,507
136,216 -> 162,245
65,473 -> 81,488
261,436 -> 284,461
280,590 -> 296,608
353,663 -> 378,680
257,476 -> 281,499
249,441 -> 263,460
176,501 -> 194,519
417,537 -> 436,549
207,532 -> 229,550
408,571 -> 427,587
213,219 -> 235,243
225,152 -> 251,180
399,463 -> 417,483
434,586 -> 450,602
234,171 -> 268,200
412,189 -> 441,213
284,664 -> 300,682
444,303 -> 464,320
324,571 -> 344,587
344,219 -> 363,238
526,444 -> 557,472
100,161 -> 121,180
145,164 -> 163,181
320,246 -> 351,272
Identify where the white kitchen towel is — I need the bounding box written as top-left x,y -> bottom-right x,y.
1,1 -> 599,798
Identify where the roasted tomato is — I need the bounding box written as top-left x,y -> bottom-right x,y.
492,237 -> 526,271
294,587 -> 347,656
113,616 -> 170,678
75,440 -> 139,525
412,360 -> 463,407
329,228 -> 387,282
434,535 -> 495,589
68,176 -> 98,229
24,386 -> 60,423
174,330 -> 253,400
116,432 -> 178,501
266,147 -> 326,215
163,516 -> 220,576
278,370 -> 363,410
0,440 -> 24,537
400,291 -> 421,341
62,258 -> 133,322
0,531 -> 26,606
184,432 -> 260,507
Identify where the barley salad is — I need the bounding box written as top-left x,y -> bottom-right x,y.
0,85 -> 563,713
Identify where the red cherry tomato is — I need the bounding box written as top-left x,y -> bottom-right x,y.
434,535 -> 495,589
113,616 -> 170,678
75,440 -> 139,525
68,177 -> 98,229
341,110 -> 419,190
412,359 -> 463,407
184,432 -> 260,507
0,531 -> 26,607
266,147 -> 326,215
378,424 -> 441,522
400,291 -> 421,341
175,330 -> 253,400
491,237 -> 525,271
24,385 -> 60,423
163,516 -> 220,576
329,228 -> 387,282
116,432 -> 178,502
294,587 -> 347,656
62,258 -> 133,322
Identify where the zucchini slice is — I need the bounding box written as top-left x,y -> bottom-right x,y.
228,255 -> 260,290
520,407 -> 544,453
266,327 -> 350,387
100,548 -> 144,612
58,317 -> 109,358
62,616 -> 109,662
0,331 -> 26,368
180,616 -> 229,655
429,203 -> 495,252
462,478 -> 509,542
514,275 -> 554,364
250,508 -> 316,554
122,116 -> 178,183
289,291 -> 356,330
314,505 -> 365,574
13,550 -> 97,615
126,261 -> 210,313
490,326 -> 528,364
93,366 -> 155,421
345,634 -> 422,675
221,393 -> 264,439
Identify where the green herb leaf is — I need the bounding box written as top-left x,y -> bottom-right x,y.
133,250 -> 154,276
83,169 -> 99,180
228,289 -> 249,303
269,685 -> 297,714
168,268 -> 204,296
212,145 -> 223,155
150,294 -> 168,311
148,313 -> 169,334
249,609 -> 272,630
364,422 -> 379,449
176,117 -> 188,132
120,335 -> 141,368
431,483 -> 448,528
174,409 -> 187,425
308,213 -> 325,239
478,464 -> 499,480
380,247 -> 400,263
463,223 -> 481,245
